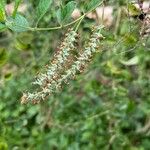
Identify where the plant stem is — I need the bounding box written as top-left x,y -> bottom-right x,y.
29,0 -> 104,32
29,15 -> 85,31
75,14 -> 85,32
12,0 -> 22,18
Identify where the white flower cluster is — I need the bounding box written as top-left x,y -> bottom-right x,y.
33,29 -> 77,87
21,26 -> 104,104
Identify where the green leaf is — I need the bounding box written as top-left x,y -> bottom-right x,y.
6,14 -> 29,32
12,0 -> 23,17
57,1 -> 77,25
0,48 -> 8,67
15,33 -> 33,51
36,0 -> 52,24
0,23 -> 6,31
15,40 -> 30,51
128,3 -> 141,16
4,73 -> 12,80
0,140 -> 8,150
0,1 -> 6,22
56,9 -> 62,25
0,122 -> 6,136
84,0 -> 102,12
120,56 -> 139,66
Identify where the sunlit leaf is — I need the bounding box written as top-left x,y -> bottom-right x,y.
0,1 -> 6,22
124,34 -> 137,46
0,140 -> 8,150
0,48 -> 8,67
0,23 -> 6,31
107,61 -> 122,74
15,40 -> 30,51
128,3 -> 141,16
4,73 -> 12,80
120,56 -> 139,66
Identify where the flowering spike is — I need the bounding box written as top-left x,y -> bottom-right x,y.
33,29 -> 77,87
21,26 -> 104,104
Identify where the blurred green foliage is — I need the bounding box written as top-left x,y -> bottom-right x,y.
0,0 -> 150,149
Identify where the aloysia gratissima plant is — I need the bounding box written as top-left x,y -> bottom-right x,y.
0,0 -> 105,104
1,0 -> 149,105
21,26 -> 104,104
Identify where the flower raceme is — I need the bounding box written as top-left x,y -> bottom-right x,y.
21,26 -> 104,104
33,29 -> 77,88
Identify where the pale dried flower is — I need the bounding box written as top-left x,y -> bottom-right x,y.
5,2 -> 27,15
71,9 -> 81,19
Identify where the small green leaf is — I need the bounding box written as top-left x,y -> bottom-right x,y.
4,73 -> 12,80
0,23 -> 6,31
0,48 -> 8,67
84,0 -> 102,12
124,34 -> 137,46
128,3 -> 141,16
0,140 -> 8,150
0,1 -> 6,22
15,40 -> 30,51
6,14 -> 29,32
36,0 -> 52,24
57,1 -> 77,25
56,9 -> 62,25
120,56 -> 139,66
0,122 -> 6,136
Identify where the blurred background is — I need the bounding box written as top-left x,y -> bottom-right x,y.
0,0 -> 150,149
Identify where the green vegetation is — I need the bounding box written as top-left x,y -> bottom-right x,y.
0,0 -> 150,149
